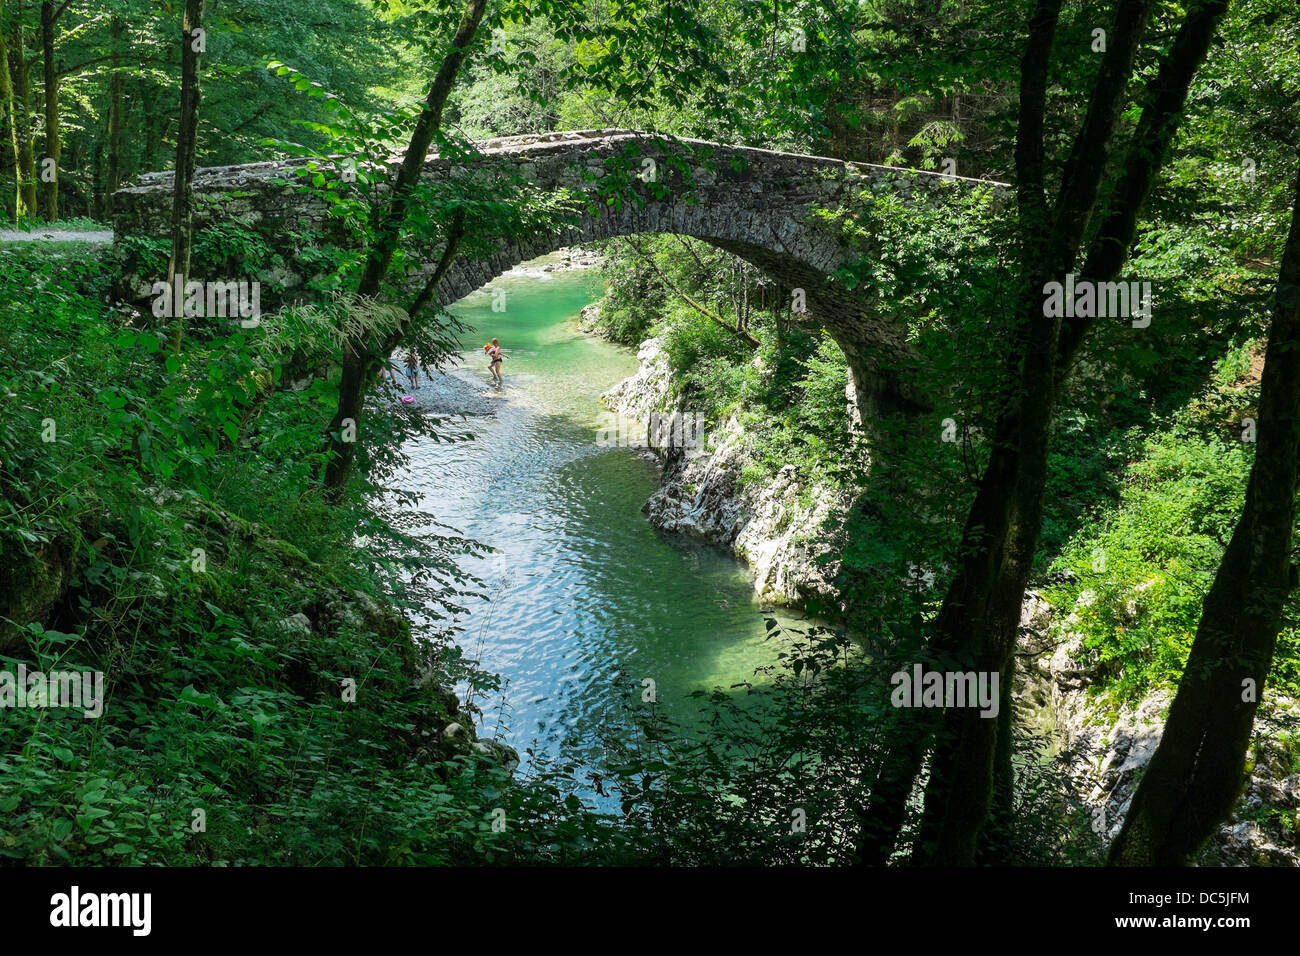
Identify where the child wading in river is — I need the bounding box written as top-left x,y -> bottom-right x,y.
483,338 -> 506,385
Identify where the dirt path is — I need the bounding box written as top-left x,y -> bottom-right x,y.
0,228 -> 112,243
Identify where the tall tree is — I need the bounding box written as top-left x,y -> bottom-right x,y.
165,0 -> 204,353
1109,151 -> 1300,866
38,0 -> 73,221
99,13 -> 124,218
7,0 -> 37,217
0,0 -> 20,220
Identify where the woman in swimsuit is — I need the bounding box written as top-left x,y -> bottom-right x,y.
484,337 -> 506,385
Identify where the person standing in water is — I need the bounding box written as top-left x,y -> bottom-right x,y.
404,350 -> 419,390
484,338 -> 507,385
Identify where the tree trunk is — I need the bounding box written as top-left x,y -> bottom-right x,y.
857,0 -> 1066,865
100,14 -> 122,217
856,707 -> 932,864
393,206 -> 468,348
0,1 -> 20,221
918,276 -> 1064,866
166,0 -> 204,354
1109,156 -> 1300,866
915,0 -> 1233,867
977,666 -> 1017,863
322,0 -> 488,497
917,0 -> 1229,867
39,0 -> 57,221
11,5 -> 36,218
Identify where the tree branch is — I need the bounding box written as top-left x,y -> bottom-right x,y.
1014,0 -> 1062,245
357,0 -> 487,299
1050,0 -> 1157,271
1056,0 -> 1232,373
389,205 -> 469,354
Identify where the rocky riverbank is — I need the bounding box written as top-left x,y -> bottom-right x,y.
594,323 -> 850,607
507,246 -> 602,279
1017,590 -> 1300,865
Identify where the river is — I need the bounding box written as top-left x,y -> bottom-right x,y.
392,253 -> 803,773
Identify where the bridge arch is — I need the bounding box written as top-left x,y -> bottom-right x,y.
112,129 -> 1005,427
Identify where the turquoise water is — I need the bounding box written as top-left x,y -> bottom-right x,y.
394,255 -> 800,767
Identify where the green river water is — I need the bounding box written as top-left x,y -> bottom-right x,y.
393,254 -> 802,769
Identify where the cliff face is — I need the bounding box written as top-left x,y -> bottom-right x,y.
598,332 -> 850,607
643,434 -> 850,607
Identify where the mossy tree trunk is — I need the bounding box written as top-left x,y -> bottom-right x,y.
165,0 -> 204,354
8,2 -> 37,218
0,0 -> 20,221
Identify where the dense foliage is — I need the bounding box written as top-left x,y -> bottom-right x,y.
2,0 -> 1299,867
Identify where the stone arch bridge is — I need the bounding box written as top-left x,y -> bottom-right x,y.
111,128 -> 1006,424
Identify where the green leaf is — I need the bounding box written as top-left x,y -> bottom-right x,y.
179,684 -> 220,710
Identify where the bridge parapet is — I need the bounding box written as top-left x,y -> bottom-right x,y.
111,129 -> 1003,266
